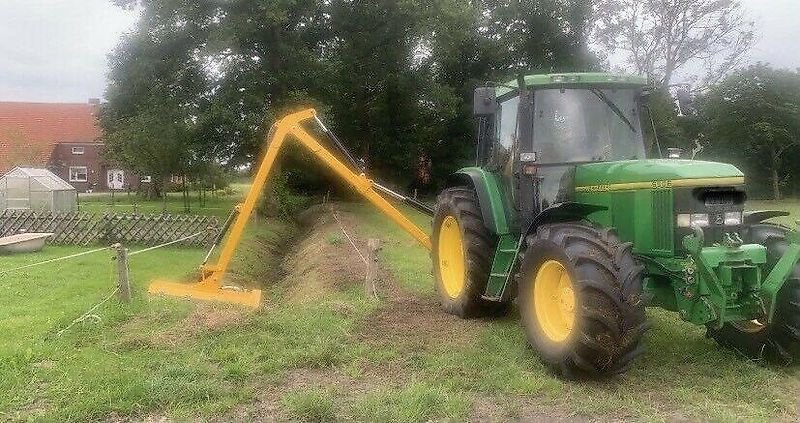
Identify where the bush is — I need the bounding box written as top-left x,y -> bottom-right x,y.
259,172 -> 313,218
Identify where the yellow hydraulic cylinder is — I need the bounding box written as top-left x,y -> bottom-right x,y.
148,108 -> 431,308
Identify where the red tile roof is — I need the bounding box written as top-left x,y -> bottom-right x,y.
0,102 -> 102,174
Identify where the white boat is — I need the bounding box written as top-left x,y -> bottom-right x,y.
0,233 -> 54,254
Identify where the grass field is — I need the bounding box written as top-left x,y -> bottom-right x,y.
75,183 -> 250,218
1,198 -> 799,421
748,198 -> 800,227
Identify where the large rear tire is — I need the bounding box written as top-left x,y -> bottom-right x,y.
518,222 -> 648,377
707,223 -> 800,364
431,186 -> 508,318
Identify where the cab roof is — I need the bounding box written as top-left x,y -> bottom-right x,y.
495,73 -> 648,97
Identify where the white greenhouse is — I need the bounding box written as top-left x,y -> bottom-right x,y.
0,167 -> 77,212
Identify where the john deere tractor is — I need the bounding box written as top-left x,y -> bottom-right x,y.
431,73 -> 800,377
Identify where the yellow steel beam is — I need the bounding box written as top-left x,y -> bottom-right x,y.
149,108 -> 431,308
289,124 -> 432,250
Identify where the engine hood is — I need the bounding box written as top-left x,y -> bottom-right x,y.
574,160 -> 745,192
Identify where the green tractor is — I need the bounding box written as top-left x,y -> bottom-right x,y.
431,73 -> 800,377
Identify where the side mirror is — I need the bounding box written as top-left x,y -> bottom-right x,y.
667,147 -> 684,159
473,87 -> 497,116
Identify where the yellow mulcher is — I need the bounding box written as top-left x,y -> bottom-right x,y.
148,108 -> 432,307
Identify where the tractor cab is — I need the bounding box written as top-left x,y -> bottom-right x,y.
474,73 -> 652,221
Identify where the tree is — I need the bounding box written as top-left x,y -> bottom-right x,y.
704,65 -> 800,200
594,0 -> 754,89
105,0 -> 599,196
101,2 -> 212,199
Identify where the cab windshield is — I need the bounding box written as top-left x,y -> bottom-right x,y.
533,88 -> 646,163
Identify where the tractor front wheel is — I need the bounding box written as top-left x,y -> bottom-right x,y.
431,186 -> 508,318
707,223 -> 800,364
518,222 -> 648,378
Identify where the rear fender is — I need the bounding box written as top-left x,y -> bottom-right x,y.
446,168 -> 511,235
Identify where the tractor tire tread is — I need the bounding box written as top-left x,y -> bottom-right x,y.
519,222 -> 648,377
432,186 -> 509,318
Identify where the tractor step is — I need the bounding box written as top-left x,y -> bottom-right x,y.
483,234 -> 520,300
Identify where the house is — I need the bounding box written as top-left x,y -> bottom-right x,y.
0,100 -> 142,192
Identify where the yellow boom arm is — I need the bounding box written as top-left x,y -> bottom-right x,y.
148,108 -> 432,307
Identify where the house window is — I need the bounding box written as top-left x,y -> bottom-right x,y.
69,166 -> 88,182
71,146 -> 85,155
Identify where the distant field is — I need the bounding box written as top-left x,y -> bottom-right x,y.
76,183 -> 249,218
748,198 -> 800,227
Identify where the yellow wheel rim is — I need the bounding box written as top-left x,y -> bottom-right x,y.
438,215 -> 466,298
533,260 -> 576,342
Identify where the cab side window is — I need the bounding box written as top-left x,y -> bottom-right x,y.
489,96 -> 519,172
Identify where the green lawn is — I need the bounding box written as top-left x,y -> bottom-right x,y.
76,183 -> 250,218
1,199 -> 799,422
748,198 -> 800,227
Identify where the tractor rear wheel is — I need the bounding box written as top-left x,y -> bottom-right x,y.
707,223 -> 800,364
518,222 -> 648,378
432,186 -> 508,318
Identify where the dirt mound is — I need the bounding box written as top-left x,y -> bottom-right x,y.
282,206 -> 370,303
289,204 -> 483,350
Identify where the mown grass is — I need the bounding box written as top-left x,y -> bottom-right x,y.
3,197 -> 799,422
282,389 -> 337,422
0,214 -> 380,421
351,383 -> 471,423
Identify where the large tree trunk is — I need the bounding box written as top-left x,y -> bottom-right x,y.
772,167 -> 782,201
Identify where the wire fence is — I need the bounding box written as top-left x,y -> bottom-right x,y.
1,230 -> 208,337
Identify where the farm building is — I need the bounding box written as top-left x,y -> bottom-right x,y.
0,101 -> 147,193
0,167 -> 76,211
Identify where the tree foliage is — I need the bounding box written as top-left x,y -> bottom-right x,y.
703,65 -> 800,199
102,0 -> 596,194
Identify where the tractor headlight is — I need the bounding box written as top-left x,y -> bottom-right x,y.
677,213 -> 710,228
724,211 -> 743,226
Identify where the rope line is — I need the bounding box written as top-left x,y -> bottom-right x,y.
56,287 -> 120,337
330,210 -> 368,266
128,231 -> 207,257
327,206 -> 378,300
0,246 -> 110,276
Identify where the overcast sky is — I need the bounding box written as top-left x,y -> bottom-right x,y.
0,0 -> 798,103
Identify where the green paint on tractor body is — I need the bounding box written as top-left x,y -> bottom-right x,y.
466,72 -> 800,330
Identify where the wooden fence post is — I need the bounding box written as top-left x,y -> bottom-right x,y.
114,243 -> 131,303
365,238 -> 381,298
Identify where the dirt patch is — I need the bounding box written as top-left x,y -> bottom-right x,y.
282,211 -> 368,304
117,304 -> 247,349
356,281 -> 482,351
219,367 -> 394,422
295,204 -> 483,350
106,414 -> 172,423
154,305 -> 247,347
